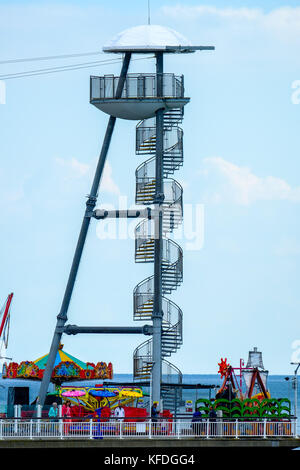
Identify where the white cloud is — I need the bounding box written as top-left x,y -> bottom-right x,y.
0,168 -> 33,217
264,7 -> 300,37
55,157 -> 90,178
161,5 -> 300,42
54,157 -> 120,195
162,5 -> 262,21
201,157 -> 300,205
100,161 -> 121,195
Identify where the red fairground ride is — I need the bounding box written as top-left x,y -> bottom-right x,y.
0,293 -> 13,365
217,349 -> 270,401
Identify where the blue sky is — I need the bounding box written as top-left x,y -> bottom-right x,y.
1,1 -> 300,376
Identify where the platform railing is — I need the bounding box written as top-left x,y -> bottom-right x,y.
90,74 -> 184,101
0,418 -> 297,440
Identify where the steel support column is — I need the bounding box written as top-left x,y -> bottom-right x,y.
152,51 -> 164,406
37,53 -> 131,406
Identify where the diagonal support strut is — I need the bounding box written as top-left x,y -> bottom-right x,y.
37,53 -> 132,406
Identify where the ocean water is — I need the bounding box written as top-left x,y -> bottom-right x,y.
1,373 -> 299,421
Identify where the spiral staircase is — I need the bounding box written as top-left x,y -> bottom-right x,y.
133,108 -> 184,412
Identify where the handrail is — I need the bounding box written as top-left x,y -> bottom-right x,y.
0,416 -> 297,422
162,358 -> 183,383
1,417 -> 296,439
136,126 -> 183,156
134,293 -> 182,336
90,73 -> 185,101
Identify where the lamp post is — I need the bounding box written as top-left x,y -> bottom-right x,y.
291,362 -> 300,421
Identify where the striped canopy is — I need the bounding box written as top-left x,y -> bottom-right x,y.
2,343 -> 113,383
34,348 -> 93,370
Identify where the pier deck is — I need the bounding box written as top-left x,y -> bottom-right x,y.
0,437 -> 300,449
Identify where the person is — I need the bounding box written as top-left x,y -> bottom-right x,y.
208,405 -> 217,436
114,402 -> 125,435
94,408 -> 103,440
62,400 -> 72,419
115,401 -> 125,420
216,408 -> 223,436
48,402 -> 59,422
191,408 -> 202,436
151,402 -> 159,435
62,400 -> 72,434
209,405 -> 217,420
151,402 -> 159,422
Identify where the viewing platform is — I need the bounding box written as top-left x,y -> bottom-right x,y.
90,73 -> 190,120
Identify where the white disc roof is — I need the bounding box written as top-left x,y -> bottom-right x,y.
103,25 -> 198,54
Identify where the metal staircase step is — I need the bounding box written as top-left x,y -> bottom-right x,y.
134,108 -> 184,407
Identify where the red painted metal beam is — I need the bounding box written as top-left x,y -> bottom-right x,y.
0,293 -> 13,338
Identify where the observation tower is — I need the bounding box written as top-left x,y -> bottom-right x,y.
38,25 -> 214,411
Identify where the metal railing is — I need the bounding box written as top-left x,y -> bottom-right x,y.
0,418 -> 297,440
136,126 -> 183,159
133,333 -> 183,381
90,74 -> 185,101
